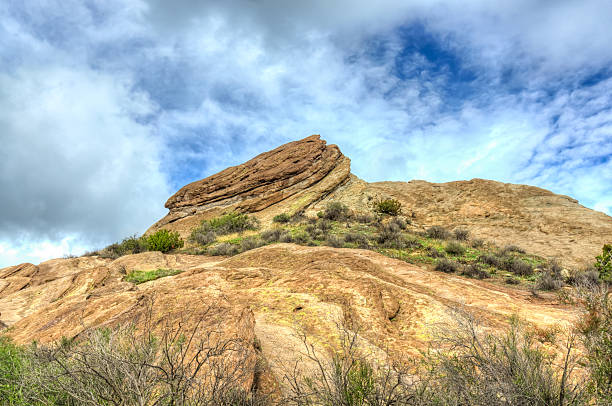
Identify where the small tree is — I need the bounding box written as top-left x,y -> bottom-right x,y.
595,244 -> 611,282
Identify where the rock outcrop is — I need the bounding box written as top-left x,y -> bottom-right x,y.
149,134 -> 612,268
0,246 -> 580,387
148,135 -> 351,236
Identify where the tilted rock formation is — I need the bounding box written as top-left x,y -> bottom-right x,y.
148,135 -> 351,236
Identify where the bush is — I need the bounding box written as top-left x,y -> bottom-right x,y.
427,246 -> 445,258
568,269 -> 600,287
453,228 -> 470,241
0,336 -> 24,404
578,285 -> 612,402
240,236 -> 264,252
427,311 -> 586,405
435,258 -> 460,273
377,223 -> 409,249
98,235 -> 148,259
189,229 -> 217,246
354,213 -> 374,224
208,243 -> 239,256
4,304 -> 264,406
505,277 -> 520,285
462,264 -> 491,279
371,198 -> 402,216
125,268 -> 182,284
260,229 -> 285,243
478,253 -> 502,268
291,231 -> 311,245
536,261 -> 564,290
322,202 -> 349,221
426,225 -> 451,240
594,244 -> 611,282
197,212 -> 259,236
145,229 -> 184,253
445,241 -> 466,256
505,258 -> 534,277
343,233 -> 370,249
273,213 -> 291,223
389,216 -> 409,230
471,238 -> 485,248
502,245 -> 526,254
536,272 -> 564,291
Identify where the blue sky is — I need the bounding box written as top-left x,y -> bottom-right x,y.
1,0 -> 611,266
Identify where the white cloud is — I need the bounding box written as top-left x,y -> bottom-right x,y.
0,65 -> 170,267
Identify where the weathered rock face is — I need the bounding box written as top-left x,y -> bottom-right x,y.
0,246 -> 579,390
148,135 -> 351,236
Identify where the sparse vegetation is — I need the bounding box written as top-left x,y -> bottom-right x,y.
194,212 -> 259,237
145,229 -> 184,253
96,235 -> 148,259
125,268 -> 182,284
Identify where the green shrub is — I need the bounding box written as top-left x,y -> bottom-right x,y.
594,244 -> 611,281
445,241 -> 466,256
579,286 -> 612,401
125,268 -> 182,284
435,258 -> 460,273
371,198 -> 402,216
322,202 -> 349,221
273,213 -> 291,223
145,229 -> 184,253
0,336 -> 24,404
426,225 -> 451,240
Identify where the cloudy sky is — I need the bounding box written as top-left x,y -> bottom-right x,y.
1,1 -> 611,266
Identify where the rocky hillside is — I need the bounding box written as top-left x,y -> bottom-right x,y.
150,135 -> 612,269
1,135 -> 610,398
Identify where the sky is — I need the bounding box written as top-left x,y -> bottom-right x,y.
1,0 -> 611,267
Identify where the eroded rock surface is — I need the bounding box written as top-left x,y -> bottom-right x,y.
0,246 -> 579,391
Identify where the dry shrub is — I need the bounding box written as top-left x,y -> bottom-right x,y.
426,226 -> 451,240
